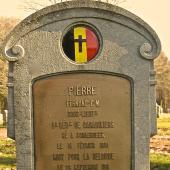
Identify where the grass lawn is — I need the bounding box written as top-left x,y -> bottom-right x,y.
0,138 -> 16,169
150,153 -> 170,170
0,125 -> 6,128
157,117 -> 170,135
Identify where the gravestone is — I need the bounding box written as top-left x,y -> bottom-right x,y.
1,1 -> 161,170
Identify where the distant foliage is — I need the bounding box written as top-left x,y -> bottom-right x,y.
0,59 -> 7,98
0,17 -> 19,46
0,17 -> 19,112
155,52 -> 170,113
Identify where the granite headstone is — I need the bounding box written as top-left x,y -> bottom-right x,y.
1,1 -> 161,170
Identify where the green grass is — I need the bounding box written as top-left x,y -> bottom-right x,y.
158,118 -> 170,129
150,153 -> 170,170
0,125 -> 6,128
0,138 -> 16,169
158,128 -> 170,136
157,117 -> 170,135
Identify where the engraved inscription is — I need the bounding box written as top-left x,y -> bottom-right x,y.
68,86 -> 96,96
67,111 -> 98,117
66,99 -> 100,107
33,73 -> 131,170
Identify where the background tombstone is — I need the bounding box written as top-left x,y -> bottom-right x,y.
1,0 -> 161,170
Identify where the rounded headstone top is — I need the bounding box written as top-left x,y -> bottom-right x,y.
1,0 -> 161,61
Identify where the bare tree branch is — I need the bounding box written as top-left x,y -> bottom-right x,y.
21,0 -> 126,12
20,0 -> 47,12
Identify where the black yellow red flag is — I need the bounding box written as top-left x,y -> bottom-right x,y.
62,26 -> 99,63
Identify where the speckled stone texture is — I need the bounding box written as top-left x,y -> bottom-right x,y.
2,0 -> 161,170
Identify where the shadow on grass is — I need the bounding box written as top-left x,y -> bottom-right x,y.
150,162 -> 170,170
151,163 -> 170,170
150,153 -> 170,170
0,156 -> 16,167
0,125 -> 6,128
